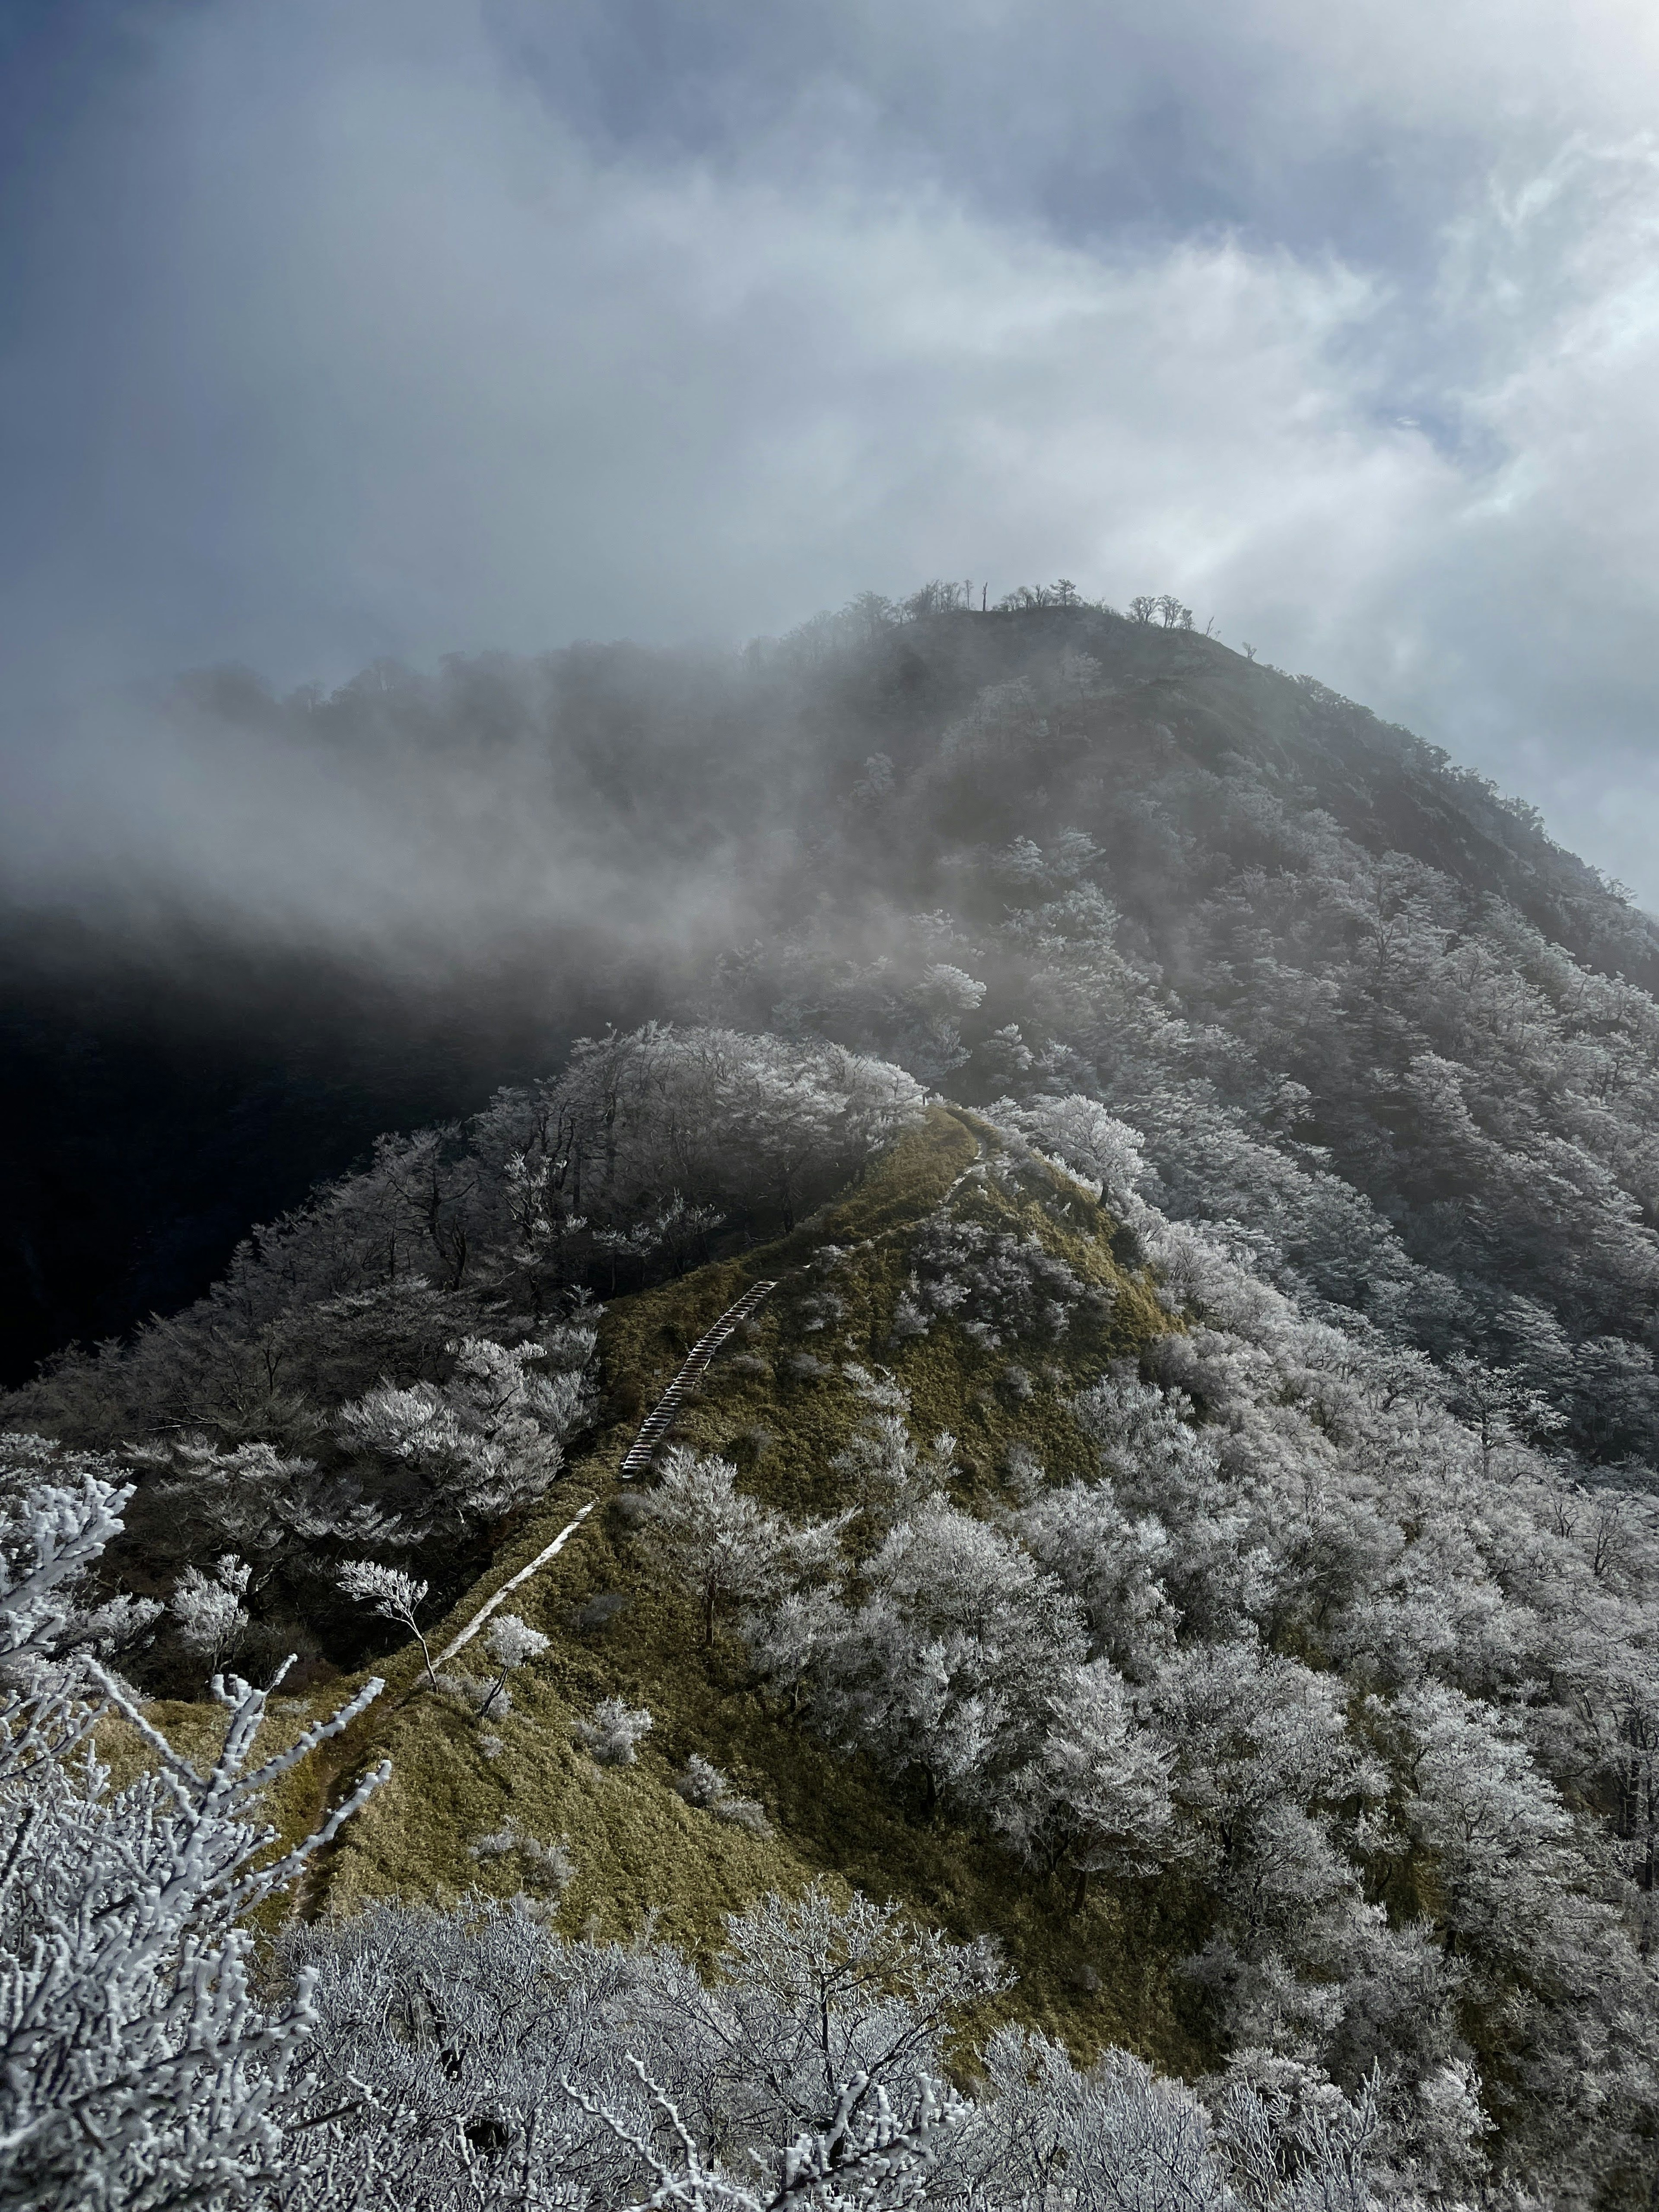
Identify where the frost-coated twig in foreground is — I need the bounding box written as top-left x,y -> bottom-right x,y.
0,1663 -> 390,2212
567,2053 -> 962,2212
86,1654 -> 391,1910
0,1464 -> 393,2212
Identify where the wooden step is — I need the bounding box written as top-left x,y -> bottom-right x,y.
620,1281 -> 778,1475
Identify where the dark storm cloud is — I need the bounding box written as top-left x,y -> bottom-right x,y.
3,0 -> 1659,906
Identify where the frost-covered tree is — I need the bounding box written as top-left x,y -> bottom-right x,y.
988,1093 -> 1147,1213
675,1754 -> 769,1834
336,1325 -> 595,1536
477,1025 -> 926,1241
336,1558 -> 438,1688
634,1446 -> 850,1646
0,1471 -> 388,2211
474,1611 -> 549,1719
142,1437 -> 405,1569
754,1496 -> 1087,1816
169,1551 -> 252,1677
1010,1479 -> 1181,1677
0,1464 -> 131,1684
639,1883 -> 1007,2168
995,1659 -> 1180,1900
267,1886 -> 1006,2212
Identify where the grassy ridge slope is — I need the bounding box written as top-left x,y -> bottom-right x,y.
232,1107 -> 1202,2069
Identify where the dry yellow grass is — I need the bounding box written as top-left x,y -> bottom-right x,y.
188,1105 -> 1211,2072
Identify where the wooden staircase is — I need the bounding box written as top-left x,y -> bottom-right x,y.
620,1280 -> 778,1476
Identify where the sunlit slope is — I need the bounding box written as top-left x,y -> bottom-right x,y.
298,1105 -> 1198,2067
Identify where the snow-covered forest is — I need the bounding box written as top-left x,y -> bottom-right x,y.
9,598 -> 1659,2209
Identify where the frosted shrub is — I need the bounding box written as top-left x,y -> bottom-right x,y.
799,1252 -> 849,1335
434,1667 -> 497,1715
674,1753 -> 769,1834
905,1213 -> 1095,1348
336,1325 -> 597,1537
168,1551 -> 251,1675
832,1367 -> 954,1525
571,1588 -> 631,1631
470,1817 -> 575,1912
576,1694 -> 654,1765
784,1351 -> 833,1380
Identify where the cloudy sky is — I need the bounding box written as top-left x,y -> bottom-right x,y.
5,0 -> 1659,900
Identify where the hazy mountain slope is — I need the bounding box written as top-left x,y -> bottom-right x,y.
702,608 -> 1659,1462
15,600 -> 1659,1453
733,604 -> 1656,987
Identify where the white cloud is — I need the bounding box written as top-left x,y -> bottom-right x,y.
5,0 -> 1659,897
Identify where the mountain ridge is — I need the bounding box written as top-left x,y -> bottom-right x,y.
243,1107 -> 1196,2074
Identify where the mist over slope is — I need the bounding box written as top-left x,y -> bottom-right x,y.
13,595 -> 1659,1458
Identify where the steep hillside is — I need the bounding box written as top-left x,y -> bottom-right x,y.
16,601 -> 1659,2205
19,1034 -> 1659,2204
284,1108 -> 1194,2068
709,607 -> 1659,1466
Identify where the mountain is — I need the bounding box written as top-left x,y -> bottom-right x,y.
10,595 -> 1659,2209
23,597 -> 1659,1451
